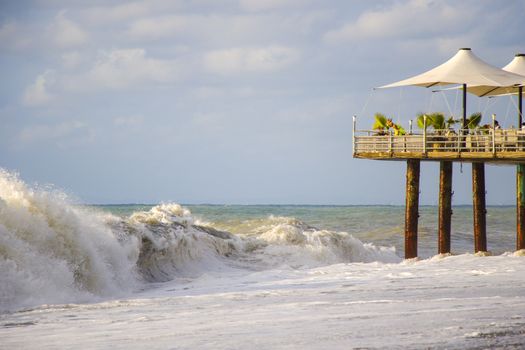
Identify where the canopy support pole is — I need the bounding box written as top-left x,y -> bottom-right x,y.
438,161 -> 453,254
517,87 -> 524,251
519,86 -> 523,126
472,162 -> 487,253
462,84 -> 467,127
405,159 -> 420,259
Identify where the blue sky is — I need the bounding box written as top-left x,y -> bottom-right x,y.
0,0 -> 524,204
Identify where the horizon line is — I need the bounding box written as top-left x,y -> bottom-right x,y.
86,203 -> 517,207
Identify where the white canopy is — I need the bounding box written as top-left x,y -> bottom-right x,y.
466,54 -> 525,97
379,48 -> 525,90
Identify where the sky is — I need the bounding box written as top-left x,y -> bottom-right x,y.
0,0 -> 524,205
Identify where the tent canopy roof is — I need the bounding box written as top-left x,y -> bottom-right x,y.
379,48 -> 525,91
466,53 -> 525,97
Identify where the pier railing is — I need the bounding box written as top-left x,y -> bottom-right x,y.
352,116 -> 525,161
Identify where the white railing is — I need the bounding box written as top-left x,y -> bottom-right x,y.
352,115 -> 525,155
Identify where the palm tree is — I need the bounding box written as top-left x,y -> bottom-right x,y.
465,112 -> 482,129
373,113 -> 406,135
372,113 -> 389,133
416,113 -> 461,135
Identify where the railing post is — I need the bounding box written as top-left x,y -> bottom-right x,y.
457,128 -> 461,155
389,129 -> 393,154
352,115 -> 357,155
492,114 -> 496,155
423,115 -> 427,154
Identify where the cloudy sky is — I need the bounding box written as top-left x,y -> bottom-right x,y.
0,0 -> 524,204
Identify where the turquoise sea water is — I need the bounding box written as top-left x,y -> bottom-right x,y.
97,204 -> 517,259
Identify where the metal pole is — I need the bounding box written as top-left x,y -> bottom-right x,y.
409,120 -> 413,135
352,115 -> 356,155
461,86 -> 467,153
389,129 -> 393,153
438,161 -> 453,254
472,162 -> 487,253
405,159 -> 420,259
462,83 -> 467,128
519,86 -> 523,127
457,128 -> 461,155
492,114 -> 496,155
423,115 -> 427,154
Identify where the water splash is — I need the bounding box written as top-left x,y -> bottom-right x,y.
0,170 -> 399,312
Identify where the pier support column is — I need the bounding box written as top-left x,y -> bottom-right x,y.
472,162 -> 487,253
438,161 -> 453,254
517,164 -> 525,250
405,159 -> 420,259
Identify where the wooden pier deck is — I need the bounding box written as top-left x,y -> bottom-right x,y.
352,117 -> 525,258
353,129 -> 525,163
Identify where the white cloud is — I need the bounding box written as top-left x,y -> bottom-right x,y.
124,11 -> 327,45
84,48 -> 182,89
23,70 -> 55,106
239,0 -> 306,12
61,51 -> 84,69
126,15 -> 187,40
204,46 -> 300,75
324,0 -> 469,44
82,2 -> 151,23
48,10 -> 88,48
24,49 -> 185,96
19,121 -> 87,144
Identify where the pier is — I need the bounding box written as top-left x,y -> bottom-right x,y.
353,116 -> 525,258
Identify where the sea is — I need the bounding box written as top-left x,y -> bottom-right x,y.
1,170 -> 524,349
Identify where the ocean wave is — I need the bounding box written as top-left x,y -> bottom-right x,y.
0,170 -> 138,312
0,170 -> 399,312
232,219 -> 401,269
0,171 -> 240,311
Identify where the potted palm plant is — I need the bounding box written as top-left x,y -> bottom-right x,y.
372,113 -> 406,135
416,112 -> 458,149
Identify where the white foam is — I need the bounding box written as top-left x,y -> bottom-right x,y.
0,170 -> 401,312
239,219 -> 401,268
0,170 -> 139,312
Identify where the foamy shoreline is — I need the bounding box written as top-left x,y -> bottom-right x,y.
2,254 -> 525,349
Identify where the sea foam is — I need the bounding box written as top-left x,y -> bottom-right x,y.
0,170 -> 139,311
0,170 -> 399,312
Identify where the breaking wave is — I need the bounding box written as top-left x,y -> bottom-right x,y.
0,170 -> 399,312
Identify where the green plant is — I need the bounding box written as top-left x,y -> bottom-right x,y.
372,113 -> 405,135
372,113 -> 389,131
416,113 -> 459,135
416,113 -> 457,130
465,112 -> 482,129
446,117 -> 458,128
